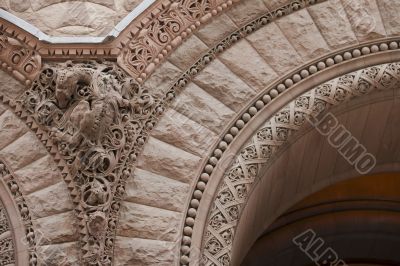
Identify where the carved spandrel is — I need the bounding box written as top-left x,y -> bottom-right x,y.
19,60 -> 157,265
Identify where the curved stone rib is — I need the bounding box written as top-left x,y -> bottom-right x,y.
0,98 -> 78,264
0,158 -> 38,265
202,62 -> 400,265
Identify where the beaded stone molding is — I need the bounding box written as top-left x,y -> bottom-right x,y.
170,13 -> 400,266
0,158 -> 38,265
202,62 -> 400,265
165,1 -> 400,263
0,197 -> 15,265
1,1 -> 399,265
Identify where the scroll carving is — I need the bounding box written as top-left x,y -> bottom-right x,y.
117,0 -> 232,82
19,61 -> 157,265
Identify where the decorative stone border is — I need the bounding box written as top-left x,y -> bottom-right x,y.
0,197 -> 15,265
116,0 -> 236,82
170,13 -> 400,265
0,158 -> 38,265
202,62 -> 400,265
0,95 -> 76,264
0,32 -> 41,85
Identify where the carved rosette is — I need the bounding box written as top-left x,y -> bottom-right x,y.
19,61 -> 157,265
0,32 -> 41,85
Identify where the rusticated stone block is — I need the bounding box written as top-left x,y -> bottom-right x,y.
377,0 -> 400,36
33,211 -> 78,245
25,182 -> 74,219
168,36 -> 209,70
340,0 -> 386,41
193,59 -> 256,111
137,137 -> 201,183
0,70 -> 25,99
246,23 -> 303,74
15,155 -> 62,194
172,82 -> 235,133
114,237 -> 178,266
219,39 -> 278,91
0,131 -> 48,170
151,108 -> 218,157
275,9 -> 330,60
124,168 -> 189,212
0,110 -> 28,151
117,201 -> 182,241
196,14 -> 238,46
308,0 -> 358,49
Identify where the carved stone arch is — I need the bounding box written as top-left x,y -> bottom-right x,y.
0,171 -> 29,266
230,85 -> 400,265
131,0 -> 400,263
0,69 -> 81,265
196,62 -> 400,265
3,0 -> 400,265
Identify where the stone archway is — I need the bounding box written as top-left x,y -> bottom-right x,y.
198,63 -> 400,265
2,0 -> 400,265
241,172 -> 400,265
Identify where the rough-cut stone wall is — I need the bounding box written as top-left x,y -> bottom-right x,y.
1,0 -> 142,36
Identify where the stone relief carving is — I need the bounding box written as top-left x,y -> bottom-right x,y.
0,199 -> 15,266
19,60 -> 157,265
0,32 -> 41,85
202,63 -> 400,265
117,0 -> 234,82
0,159 -> 38,265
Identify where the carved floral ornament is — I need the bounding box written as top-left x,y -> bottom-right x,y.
1,1 -> 400,266
0,0 -> 328,85
19,61 -> 158,265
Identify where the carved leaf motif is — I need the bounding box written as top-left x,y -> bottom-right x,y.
19,61 -> 156,265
